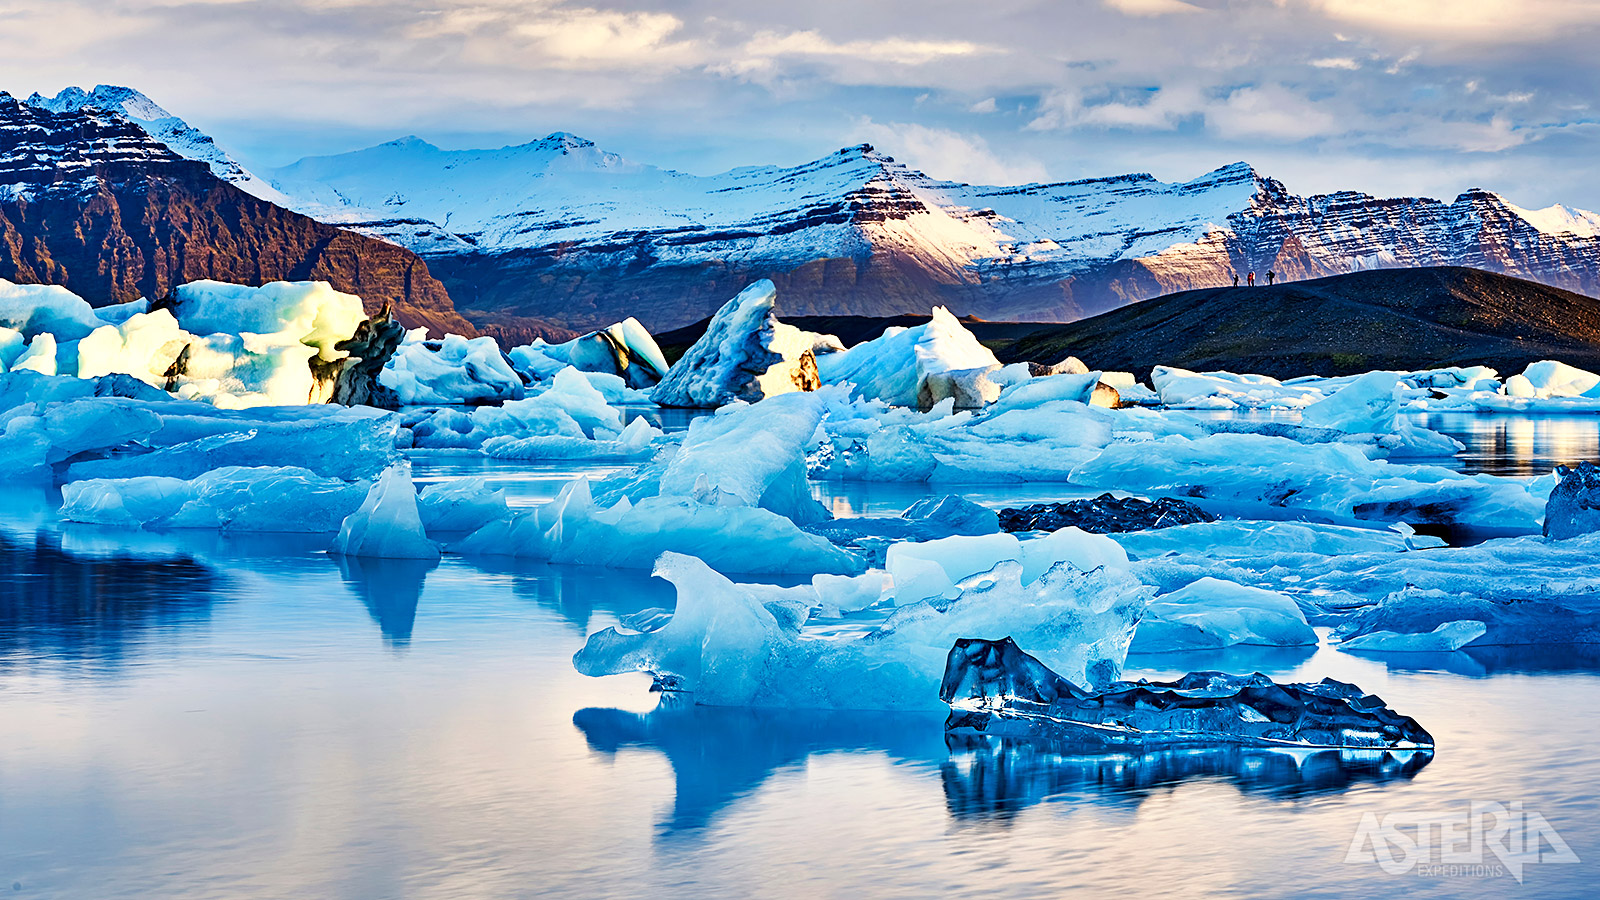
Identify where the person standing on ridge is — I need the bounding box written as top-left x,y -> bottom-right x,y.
1247,271 -> 1255,287
1267,270 -> 1276,285
1232,274 -> 1239,287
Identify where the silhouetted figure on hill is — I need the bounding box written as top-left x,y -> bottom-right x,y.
1247,271 -> 1256,287
1267,270 -> 1276,285
1232,274 -> 1239,287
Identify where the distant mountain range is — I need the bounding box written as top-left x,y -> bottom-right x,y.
16,84 -> 1600,338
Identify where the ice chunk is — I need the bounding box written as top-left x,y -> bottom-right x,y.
1129,577 -> 1316,653
985,372 -> 1101,415
1300,371 -> 1401,433
941,637 -> 1434,749
1151,366 -> 1324,409
542,317 -> 670,389
168,280 -> 365,363
379,333 -> 524,405
887,533 -> 1023,603
458,479 -> 862,576
651,280 -> 825,407
658,390 -> 830,524
1337,620 -> 1488,653
417,477 -> 509,533
1070,432 -> 1547,533
1298,371 -> 1462,458
1330,585 -> 1600,646
75,310 -> 190,386
1503,360 -> 1600,399
60,465 -> 369,531
12,333 -> 57,375
0,279 -> 103,341
817,307 -> 999,407
64,406 -> 398,482
1545,462 -> 1600,540
998,494 -> 1215,534
334,464 -> 439,560
573,551 -> 1148,708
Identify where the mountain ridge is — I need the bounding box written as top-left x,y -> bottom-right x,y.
0,92 -> 475,336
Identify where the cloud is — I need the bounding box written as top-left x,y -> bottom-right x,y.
1,0 -> 1597,209
1206,85 -> 1341,140
850,119 -> 1048,185
1104,0 -> 1205,16
1306,0 -> 1600,43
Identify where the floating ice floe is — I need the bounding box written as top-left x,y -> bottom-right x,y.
1129,577 -> 1316,653
60,465 -> 369,531
816,306 -> 1001,408
1298,371 -> 1462,457
941,637 -> 1433,749
572,550 -> 1149,709
380,332 -> 525,405
513,318 -> 669,390
334,463 -> 439,560
1546,462 -> 1600,540
1331,584 -> 1600,648
457,478 -> 862,575
651,280 -> 839,407
416,477 -> 509,533
1151,366 -> 1324,409
405,366 -> 661,458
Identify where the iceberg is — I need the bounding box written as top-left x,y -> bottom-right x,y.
1503,360 -> 1600,399
529,317 -> 670,390
1331,585 -> 1600,647
1337,620 -> 1489,653
379,333 -> 524,405
1069,431 -> 1548,533
941,637 -> 1434,749
816,307 -> 999,408
0,279 -> 105,341
334,464 -> 440,560
657,390 -> 830,524
1298,371 -> 1462,457
1544,462 -> 1600,540
416,476 -> 509,533
1129,577 -> 1316,653
1150,366 -> 1323,409
458,479 -> 862,576
59,465 -> 369,532
572,550 -> 1149,709
651,280 -> 834,407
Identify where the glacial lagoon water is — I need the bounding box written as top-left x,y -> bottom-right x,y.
2,412 -> 1598,899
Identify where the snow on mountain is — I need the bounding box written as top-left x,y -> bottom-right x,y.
26,85 -> 288,204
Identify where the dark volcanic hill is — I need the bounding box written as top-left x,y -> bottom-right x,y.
994,266 -> 1600,379
0,94 -> 473,335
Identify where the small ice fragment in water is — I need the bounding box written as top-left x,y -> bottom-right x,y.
940,637 -> 1433,750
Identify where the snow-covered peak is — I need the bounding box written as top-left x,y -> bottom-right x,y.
24,84 -> 286,204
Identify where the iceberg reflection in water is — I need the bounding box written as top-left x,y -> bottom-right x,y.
573,689 -> 1430,839
941,734 -> 1431,819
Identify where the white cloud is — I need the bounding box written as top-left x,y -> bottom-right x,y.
850,119 -> 1048,185
968,97 -> 998,114
1310,57 -> 1361,69
1206,85 -> 1340,140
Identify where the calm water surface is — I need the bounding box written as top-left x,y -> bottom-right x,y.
1,411 -> 1597,899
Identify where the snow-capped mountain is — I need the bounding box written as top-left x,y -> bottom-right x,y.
26,85 -> 288,204
0,92 -> 472,335
263,133 -> 1600,331
21,84 -> 1600,334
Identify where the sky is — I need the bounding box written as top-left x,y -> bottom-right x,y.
2,0 -> 1598,209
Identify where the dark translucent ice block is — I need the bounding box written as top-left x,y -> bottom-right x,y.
940,637 -> 1434,751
